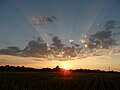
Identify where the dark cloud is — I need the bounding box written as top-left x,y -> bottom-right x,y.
0,20 -> 120,60
0,46 -> 21,55
31,16 -> 56,25
81,20 -> 120,50
7,46 -> 21,51
69,39 -> 80,47
52,36 -> 64,49
104,20 -> 117,30
22,39 -> 48,57
37,37 -> 44,42
89,30 -> 117,49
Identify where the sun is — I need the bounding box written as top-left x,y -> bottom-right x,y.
63,64 -> 70,70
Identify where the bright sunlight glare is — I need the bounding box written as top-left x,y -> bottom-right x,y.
63,64 -> 70,70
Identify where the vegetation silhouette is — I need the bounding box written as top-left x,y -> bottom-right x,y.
0,65 -> 120,90
0,65 -> 119,74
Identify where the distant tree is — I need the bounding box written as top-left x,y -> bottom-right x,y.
53,65 -> 61,72
56,66 -> 59,69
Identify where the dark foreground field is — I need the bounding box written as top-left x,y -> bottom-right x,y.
0,72 -> 120,90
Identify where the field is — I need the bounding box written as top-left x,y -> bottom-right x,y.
0,72 -> 120,90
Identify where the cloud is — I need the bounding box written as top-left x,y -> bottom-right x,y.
0,46 -> 21,55
22,39 -> 48,57
52,36 -> 64,49
31,16 -> 56,25
81,20 -> 120,50
0,20 -> 120,61
104,20 -> 117,30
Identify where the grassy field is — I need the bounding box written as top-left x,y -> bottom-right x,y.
0,72 -> 120,90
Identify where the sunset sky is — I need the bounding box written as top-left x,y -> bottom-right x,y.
0,0 -> 120,71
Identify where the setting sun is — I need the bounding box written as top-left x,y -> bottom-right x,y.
63,64 -> 70,70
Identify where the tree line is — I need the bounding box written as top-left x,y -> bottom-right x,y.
0,65 -> 119,74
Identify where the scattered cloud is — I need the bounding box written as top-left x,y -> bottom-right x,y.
0,20 -> 120,61
31,16 -> 56,25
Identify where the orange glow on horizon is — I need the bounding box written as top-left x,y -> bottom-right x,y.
62,63 -> 70,70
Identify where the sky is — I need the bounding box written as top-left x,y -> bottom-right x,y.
0,0 -> 120,71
